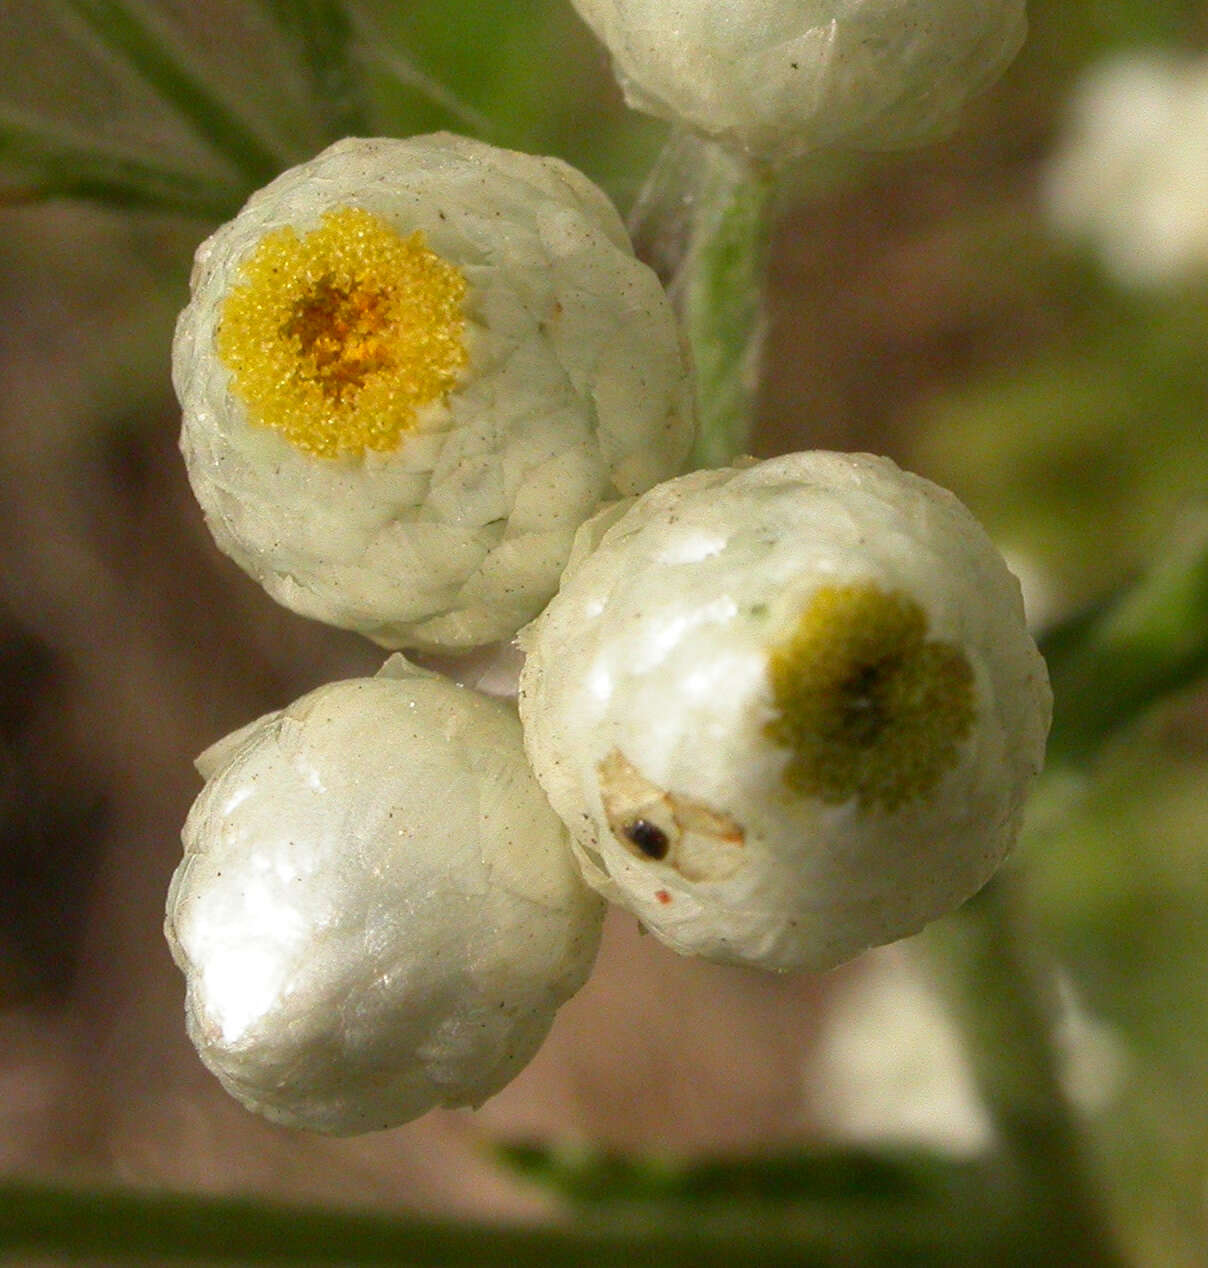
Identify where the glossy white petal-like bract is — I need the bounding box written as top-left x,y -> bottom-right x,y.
175,134 -> 692,653
165,656 -> 604,1134
519,453 -> 1050,971
570,0 -> 1026,160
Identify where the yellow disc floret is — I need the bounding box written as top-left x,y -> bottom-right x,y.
216,207 -> 468,458
764,583 -> 976,812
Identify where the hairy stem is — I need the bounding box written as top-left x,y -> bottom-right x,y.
630,130 -> 775,469
682,145 -> 775,467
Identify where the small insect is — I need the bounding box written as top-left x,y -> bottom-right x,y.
598,749 -> 745,883
623,818 -> 670,860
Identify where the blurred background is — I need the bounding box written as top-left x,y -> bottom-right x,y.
2,1 -> 1208,1263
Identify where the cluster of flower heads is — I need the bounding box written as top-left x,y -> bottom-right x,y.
166,5 -> 1048,1136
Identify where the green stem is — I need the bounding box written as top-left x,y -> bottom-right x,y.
56,0 -> 283,185
925,874 -> 1130,1267
635,131 -> 774,470
684,146 -> 775,468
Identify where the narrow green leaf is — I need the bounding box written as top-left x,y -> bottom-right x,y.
55,0 -> 282,184
496,1140 -> 999,1208
0,1176 -> 1053,1267
1041,503 -> 1208,765
0,109 -> 242,216
257,0 -> 370,139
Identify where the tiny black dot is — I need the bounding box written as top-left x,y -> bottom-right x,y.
623,819 -> 670,860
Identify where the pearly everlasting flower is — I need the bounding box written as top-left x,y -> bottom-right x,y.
164,655 -> 604,1134
174,134 -> 693,653
518,452 -> 1050,972
569,0 -> 1027,161
1043,53 -> 1208,287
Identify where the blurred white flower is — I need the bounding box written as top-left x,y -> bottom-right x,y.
519,452 -> 1051,972
1000,546 -> 1061,634
1043,52 -> 1208,287
165,655 -> 604,1135
174,134 -> 693,653
569,0 -> 1026,161
810,946 -> 993,1155
810,947 -> 1124,1153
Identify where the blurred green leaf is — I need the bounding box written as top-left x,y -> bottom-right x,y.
1041,504 -> 1208,765
1023,730 -> 1208,1264
496,1139 -> 1006,1209
257,0 -> 370,140
1,1 -> 656,217
0,1174 -> 1056,1267
915,267 -> 1208,610
359,0 -> 660,208
55,0 -> 283,184
379,1 -> 570,145
351,10 -> 497,142
0,108 -> 242,216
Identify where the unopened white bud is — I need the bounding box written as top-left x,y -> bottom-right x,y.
519,453 -> 1050,972
570,0 -> 1027,161
165,656 -> 604,1134
174,134 -> 692,653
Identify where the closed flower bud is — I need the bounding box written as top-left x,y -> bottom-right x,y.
165,656 -> 604,1134
570,0 -> 1027,161
518,453 -> 1050,972
174,134 -> 693,653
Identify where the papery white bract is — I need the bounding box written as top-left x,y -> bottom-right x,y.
174,134 -> 693,653
165,656 -> 604,1134
519,453 -> 1050,972
569,0 -> 1026,161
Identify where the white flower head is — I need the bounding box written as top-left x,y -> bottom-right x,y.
519,453 -> 1050,972
1043,52 -> 1208,287
164,655 -> 604,1134
174,134 -> 693,653
569,0 -> 1027,161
